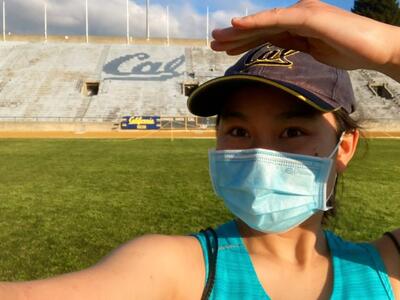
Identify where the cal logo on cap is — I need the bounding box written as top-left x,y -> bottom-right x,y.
244,43 -> 299,69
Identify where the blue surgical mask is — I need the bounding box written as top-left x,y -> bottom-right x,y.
208,140 -> 342,233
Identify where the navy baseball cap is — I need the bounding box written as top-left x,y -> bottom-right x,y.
187,43 -> 356,117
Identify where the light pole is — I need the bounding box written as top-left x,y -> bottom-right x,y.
85,0 -> 89,43
126,0 -> 130,44
146,0 -> 149,40
166,5 -> 169,46
206,6 -> 209,47
44,1 -> 48,42
2,0 -> 5,42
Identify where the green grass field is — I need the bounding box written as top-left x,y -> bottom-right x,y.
0,138 -> 399,281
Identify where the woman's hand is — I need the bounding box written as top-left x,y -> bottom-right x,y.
211,0 -> 400,81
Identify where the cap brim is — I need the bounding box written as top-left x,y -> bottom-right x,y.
187,75 -> 338,117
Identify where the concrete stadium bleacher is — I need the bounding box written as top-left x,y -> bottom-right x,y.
0,41 -> 398,131
0,42 -> 237,122
349,70 -> 400,130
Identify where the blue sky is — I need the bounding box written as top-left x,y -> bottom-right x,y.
259,0 -> 354,10
4,0 -> 356,38
154,0 -> 355,13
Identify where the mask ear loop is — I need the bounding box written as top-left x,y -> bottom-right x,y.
328,132 -> 345,159
325,132 -> 345,210
325,179 -> 336,210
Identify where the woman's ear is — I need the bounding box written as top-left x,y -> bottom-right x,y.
336,130 -> 360,173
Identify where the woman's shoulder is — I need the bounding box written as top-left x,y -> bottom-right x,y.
370,229 -> 400,273
102,233 -> 206,300
107,233 -> 202,263
370,229 -> 400,299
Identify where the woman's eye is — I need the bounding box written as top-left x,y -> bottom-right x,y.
230,128 -> 249,137
282,128 -> 304,138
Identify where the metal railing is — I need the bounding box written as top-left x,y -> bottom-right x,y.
159,116 -> 216,130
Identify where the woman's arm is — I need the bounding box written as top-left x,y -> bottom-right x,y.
211,0 -> 400,82
0,235 -> 194,300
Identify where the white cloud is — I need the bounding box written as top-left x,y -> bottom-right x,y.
0,0 -> 263,39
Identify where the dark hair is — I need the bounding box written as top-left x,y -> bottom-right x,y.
333,109 -> 361,138
323,109 -> 362,224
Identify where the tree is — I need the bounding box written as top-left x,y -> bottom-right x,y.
352,0 -> 400,26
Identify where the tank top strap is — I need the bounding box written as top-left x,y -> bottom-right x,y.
193,221 -> 270,300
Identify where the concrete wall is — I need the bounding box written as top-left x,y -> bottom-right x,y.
349,70 -> 400,121
360,120 -> 400,132
0,122 -> 114,132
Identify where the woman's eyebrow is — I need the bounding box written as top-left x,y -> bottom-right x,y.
277,108 -> 320,120
220,111 -> 248,121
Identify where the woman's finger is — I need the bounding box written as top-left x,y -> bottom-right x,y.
231,5 -> 308,30
221,34 -> 313,56
211,26 -> 284,43
211,31 -> 276,52
211,29 -> 313,54
231,9 -> 284,30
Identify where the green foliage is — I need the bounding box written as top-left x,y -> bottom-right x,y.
352,0 -> 400,26
326,139 -> 400,240
0,139 -> 399,281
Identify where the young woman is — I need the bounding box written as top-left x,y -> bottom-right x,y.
186,42 -> 398,299
0,0 -> 399,299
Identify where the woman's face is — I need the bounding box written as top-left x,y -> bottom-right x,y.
216,85 -> 340,159
215,83 -> 360,230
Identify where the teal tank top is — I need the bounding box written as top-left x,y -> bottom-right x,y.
194,220 -> 395,299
